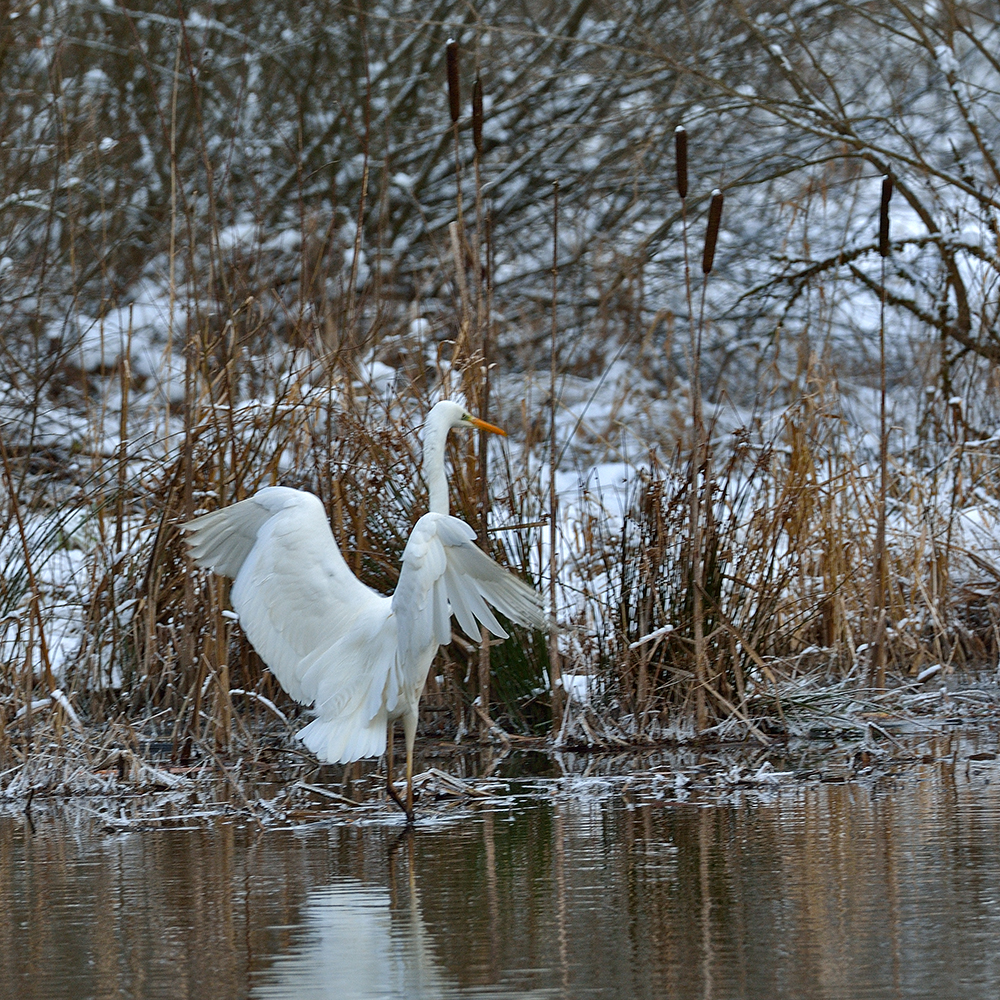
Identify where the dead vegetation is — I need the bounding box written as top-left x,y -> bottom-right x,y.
3,2 -> 1000,807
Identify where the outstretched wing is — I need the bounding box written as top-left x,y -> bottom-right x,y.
183,492 -> 276,579
392,512 -> 546,687
183,487 -> 401,762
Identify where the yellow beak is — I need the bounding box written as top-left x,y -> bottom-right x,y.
467,415 -> 507,437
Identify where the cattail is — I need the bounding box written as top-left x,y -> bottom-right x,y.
446,40 -> 460,125
472,76 -> 483,155
879,174 -> 892,257
701,189 -> 724,274
674,125 -> 688,200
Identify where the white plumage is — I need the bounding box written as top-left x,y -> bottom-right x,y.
182,401 -> 545,819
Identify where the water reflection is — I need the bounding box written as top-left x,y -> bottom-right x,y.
252,828 -> 558,1000
252,876 -> 446,999
4,734 -> 1000,998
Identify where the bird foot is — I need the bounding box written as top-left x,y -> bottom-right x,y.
386,779 -> 414,824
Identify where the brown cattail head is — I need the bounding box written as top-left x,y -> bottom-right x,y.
702,189 -> 724,274
472,76 -> 484,155
879,174 -> 892,258
674,125 -> 688,200
446,40 -> 460,124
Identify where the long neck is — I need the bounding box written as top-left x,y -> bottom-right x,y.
422,414 -> 451,515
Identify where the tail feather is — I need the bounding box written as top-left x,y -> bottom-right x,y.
298,711 -> 387,764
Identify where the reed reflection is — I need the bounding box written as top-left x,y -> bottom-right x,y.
4,740 -> 1000,999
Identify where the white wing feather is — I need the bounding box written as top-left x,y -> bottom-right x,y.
183,493 -> 276,578
183,487 -> 401,763
393,512 -> 546,690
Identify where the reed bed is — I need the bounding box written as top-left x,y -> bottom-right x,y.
3,324 -> 998,775
3,3 -> 1000,806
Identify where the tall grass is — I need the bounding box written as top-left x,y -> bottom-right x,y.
4,265 -> 999,765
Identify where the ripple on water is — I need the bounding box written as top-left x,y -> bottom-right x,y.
4,733 -> 1000,999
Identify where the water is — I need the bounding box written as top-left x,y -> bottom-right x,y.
4,735 -> 1000,999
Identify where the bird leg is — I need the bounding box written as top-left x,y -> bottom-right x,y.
406,748 -> 414,820
386,720 -> 406,815
403,712 -> 417,824
385,720 -> 413,821
386,778 -> 408,816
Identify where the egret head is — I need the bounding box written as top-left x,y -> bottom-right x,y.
422,401 -> 506,515
426,399 -> 506,438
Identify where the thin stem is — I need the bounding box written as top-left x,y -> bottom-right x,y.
549,180 -> 563,730
677,137 -> 703,731
475,76 -> 493,731
0,430 -> 54,695
872,175 -> 892,691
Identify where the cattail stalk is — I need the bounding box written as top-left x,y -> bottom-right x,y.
473,73 -> 493,731
674,125 -> 688,200
472,73 -> 487,345
549,181 -> 563,731
702,189 -> 724,275
446,40 -> 460,124
472,76 -> 484,156
879,174 -> 892,258
691,189 -> 723,733
675,125 -> 706,730
446,39 -> 464,228
872,174 -> 892,690
346,19 -> 371,341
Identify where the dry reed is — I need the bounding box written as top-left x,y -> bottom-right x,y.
2,6 -> 1000,805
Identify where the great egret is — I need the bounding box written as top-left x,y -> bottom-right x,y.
182,400 -> 545,821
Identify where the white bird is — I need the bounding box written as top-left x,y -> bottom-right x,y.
182,401 -> 545,821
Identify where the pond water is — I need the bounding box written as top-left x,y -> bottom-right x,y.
4,731 -> 1000,999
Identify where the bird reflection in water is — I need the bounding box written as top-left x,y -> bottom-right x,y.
251,832 -> 444,1000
